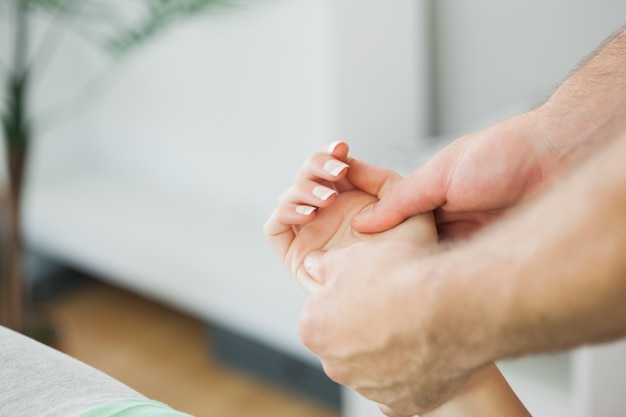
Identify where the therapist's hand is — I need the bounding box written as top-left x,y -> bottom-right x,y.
264,142 -> 440,416
301,241 -> 477,417
352,110 -> 574,239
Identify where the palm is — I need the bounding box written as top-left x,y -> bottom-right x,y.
284,189 -> 435,277
264,143 -> 437,289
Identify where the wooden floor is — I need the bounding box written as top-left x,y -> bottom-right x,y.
43,277 -> 340,417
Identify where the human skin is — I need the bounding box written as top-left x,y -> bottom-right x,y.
264,141 -> 436,295
353,27 -> 626,240
303,127 -> 626,416
264,142 -> 530,417
301,27 -> 626,417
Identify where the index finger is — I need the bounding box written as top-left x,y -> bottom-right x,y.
263,203 -> 316,261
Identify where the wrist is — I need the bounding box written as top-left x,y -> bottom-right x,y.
409,249 -> 497,376
531,28 -> 626,172
424,364 -> 530,417
441,133 -> 626,361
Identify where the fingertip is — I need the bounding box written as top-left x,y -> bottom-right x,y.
326,140 -> 346,153
352,206 -> 373,223
295,205 -> 317,216
351,205 -> 403,234
296,267 -> 322,296
325,141 -> 350,161
303,250 -> 329,286
326,140 -> 341,153
312,185 -> 338,201
323,159 -> 349,177
351,205 -> 378,232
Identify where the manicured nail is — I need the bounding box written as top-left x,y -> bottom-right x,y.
304,253 -> 321,277
296,205 -> 316,215
323,160 -> 349,176
312,186 -> 337,201
326,140 -> 345,154
354,206 -> 372,223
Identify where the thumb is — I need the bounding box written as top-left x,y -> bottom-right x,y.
352,163 -> 447,233
302,250 -> 329,287
293,251 -> 328,296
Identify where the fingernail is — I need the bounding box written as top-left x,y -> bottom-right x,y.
326,140 -> 344,154
354,206 -> 372,223
323,160 -> 349,176
296,205 -> 316,215
312,186 -> 337,201
304,253 -> 322,277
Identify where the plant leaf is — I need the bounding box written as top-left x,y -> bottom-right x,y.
2,71 -> 31,147
103,0 -> 251,57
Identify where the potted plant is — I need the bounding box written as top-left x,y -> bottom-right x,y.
0,0 -> 250,340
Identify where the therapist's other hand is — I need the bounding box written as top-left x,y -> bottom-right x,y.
352,111 -> 574,239
300,241 -> 474,417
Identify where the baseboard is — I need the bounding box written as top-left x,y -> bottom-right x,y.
210,324 -> 342,411
26,253 -> 92,304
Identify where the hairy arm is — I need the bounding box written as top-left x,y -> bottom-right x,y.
298,137 -> 626,415
299,26 -> 626,417
353,26 -> 626,235
534,26 -> 626,176
427,128 -> 626,370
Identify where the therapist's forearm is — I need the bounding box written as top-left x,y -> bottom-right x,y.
426,127 -> 626,369
533,26 -> 626,174
495,133 -> 626,359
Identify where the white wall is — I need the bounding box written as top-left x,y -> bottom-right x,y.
23,0 -> 334,363
330,0 -> 432,162
27,0 -> 430,215
433,0 -> 626,135
12,2 -> 626,415
29,0 -> 333,215
23,0 -> 430,362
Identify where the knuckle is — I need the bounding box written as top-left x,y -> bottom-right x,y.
277,185 -> 297,204
295,154 -> 322,180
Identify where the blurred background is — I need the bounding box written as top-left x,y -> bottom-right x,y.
1,1 -> 626,416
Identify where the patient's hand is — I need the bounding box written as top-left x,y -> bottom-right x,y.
264,142 -> 437,294
264,142 -> 530,417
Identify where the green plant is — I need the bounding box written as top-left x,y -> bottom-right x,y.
0,0 -> 251,336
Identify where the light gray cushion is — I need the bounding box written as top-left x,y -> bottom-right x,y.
0,326 -> 144,417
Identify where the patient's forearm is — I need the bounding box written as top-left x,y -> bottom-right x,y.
424,364 -> 530,417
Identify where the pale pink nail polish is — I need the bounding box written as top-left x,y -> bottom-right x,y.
323,160 -> 349,176
326,141 -> 344,154
313,186 -> 337,201
296,205 -> 316,215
